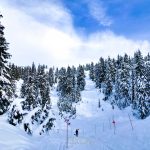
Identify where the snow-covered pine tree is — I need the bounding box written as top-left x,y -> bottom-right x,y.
9,63 -> 21,80
57,67 -> 66,94
41,73 -> 51,109
0,14 -> 12,115
36,65 -> 51,109
87,51 -> 149,119
8,104 -> 23,126
114,54 -> 131,109
85,63 -> 91,71
21,66 -> 30,82
20,80 -> 27,98
144,53 -> 150,114
71,66 -> 77,75
103,57 -> 113,101
132,50 -> 149,119
48,67 -> 54,87
66,66 -> 74,96
77,65 -> 85,91
100,57 -> 106,82
31,62 -> 36,77
23,75 -> 37,110
20,66 -> 32,99
94,62 -> 102,89
54,67 -> 59,83
89,62 -> 95,81
67,66 -> 81,103
57,66 -> 81,118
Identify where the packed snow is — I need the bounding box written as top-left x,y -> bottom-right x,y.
0,71 -> 150,150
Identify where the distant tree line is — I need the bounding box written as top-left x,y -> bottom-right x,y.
87,51 -> 150,119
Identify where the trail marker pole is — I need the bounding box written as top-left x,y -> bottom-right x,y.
98,99 -> 101,108
65,118 -> 70,149
128,114 -> 134,131
112,120 -> 116,135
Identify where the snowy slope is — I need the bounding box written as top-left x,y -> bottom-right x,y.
0,71 -> 150,150
64,71 -> 150,150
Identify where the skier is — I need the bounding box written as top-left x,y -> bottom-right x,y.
24,123 -> 28,132
24,123 -> 32,135
75,129 -> 79,137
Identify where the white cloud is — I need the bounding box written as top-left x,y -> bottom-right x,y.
0,0 -> 81,67
20,0 -> 73,33
77,31 -> 150,62
87,0 -> 112,26
0,0 -> 149,67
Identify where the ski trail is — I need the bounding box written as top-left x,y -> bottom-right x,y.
75,72 -> 103,118
69,71 -> 124,150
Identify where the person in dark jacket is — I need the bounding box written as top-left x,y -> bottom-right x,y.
24,123 -> 28,132
24,123 -> 32,135
75,129 -> 79,137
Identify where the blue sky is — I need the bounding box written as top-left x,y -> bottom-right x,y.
63,0 -> 150,39
0,0 -> 150,66
7,0 -> 150,38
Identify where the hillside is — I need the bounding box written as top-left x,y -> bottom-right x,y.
0,71 -> 150,150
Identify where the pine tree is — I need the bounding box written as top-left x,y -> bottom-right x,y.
66,66 -> 74,95
57,66 -> 80,118
0,14 -> 12,115
8,104 -> 23,126
20,80 -> 27,98
145,53 -> 150,111
94,63 -> 100,88
31,62 -> 36,76
103,57 -> 113,100
48,67 -> 54,87
9,63 -> 21,80
132,51 -> 149,119
37,66 -> 51,109
24,76 -> 37,110
77,65 -> 85,91
66,66 -> 81,103
114,55 -> 131,109
57,67 -> 66,95
54,68 -> 59,83
42,73 -> 51,109
97,57 -> 106,89
89,62 -> 95,81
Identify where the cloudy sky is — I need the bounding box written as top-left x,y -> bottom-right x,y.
0,0 -> 150,67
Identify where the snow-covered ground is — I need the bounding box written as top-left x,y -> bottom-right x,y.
0,71 -> 150,150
